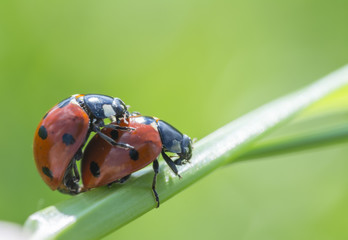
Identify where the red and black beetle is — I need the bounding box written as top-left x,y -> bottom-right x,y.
33,94 -> 133,194
81,115 -> 192,207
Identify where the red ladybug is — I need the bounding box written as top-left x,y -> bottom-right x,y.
81,115 -> 192,207
33,94 -> 133,194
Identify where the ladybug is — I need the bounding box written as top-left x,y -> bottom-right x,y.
81,115 -> 192,207
33,94 -> 134,195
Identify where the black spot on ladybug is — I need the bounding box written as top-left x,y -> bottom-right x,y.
42,167 -> 53,180
110,130 -> 118,140
90,161 -> 100,177
129,149 -> 139,161
38,126 -> 48,140
57,98 -> 71,108
43,112 -> 48,119
62,133 -> 75,145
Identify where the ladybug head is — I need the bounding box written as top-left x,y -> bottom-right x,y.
112,98 -> 129,119
178,134 -> 192,161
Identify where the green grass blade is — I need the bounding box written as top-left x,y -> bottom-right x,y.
237,84 -> 348,161
24,65 -> 348,240
237,123 -> 348,161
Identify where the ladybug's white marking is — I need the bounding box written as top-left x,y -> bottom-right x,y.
150,122 -> 158,131
70,97 -> 79,106
109,115 -> 117,122
135,117 -> 146,124
88,97 -> 100,103
123,115 -> 129,124
103,104 -> 116,117
171,139 -> 182,153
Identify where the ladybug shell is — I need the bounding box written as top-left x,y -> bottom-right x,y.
81,116 -> 162,189
33,99 -> 89,190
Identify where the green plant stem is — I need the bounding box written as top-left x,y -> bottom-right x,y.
24,65 -> 348,240
237,123 -> 348,161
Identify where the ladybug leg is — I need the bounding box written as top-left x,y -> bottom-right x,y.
107,174 -> 131,188
71,148 -> 83,182
174,157 -> 190,165
107,181 -> 116,188
161,150 -> 182,178
95,119 -> 134,131
92,123 -> 134,149
92,120 -> 135,131
119,174 -> 131,183
152,159 -> 160,208
73,159 -> 80,182
103,124 -> 135,131
174,158 -> 183,165
74,148 -> 83,161
60,160 -> 80,195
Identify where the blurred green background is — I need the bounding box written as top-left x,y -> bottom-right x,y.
1,0 -> 348,239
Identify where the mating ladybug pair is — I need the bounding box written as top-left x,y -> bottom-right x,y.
33,94 -> 192,207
